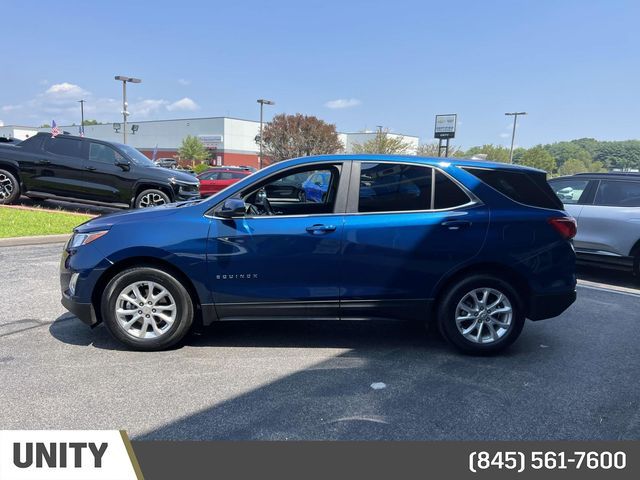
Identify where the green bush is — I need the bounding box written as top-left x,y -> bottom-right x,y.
192,162 -> 210,174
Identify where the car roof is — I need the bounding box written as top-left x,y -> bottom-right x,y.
271,154 -> 545,173
552,172 -> 640,181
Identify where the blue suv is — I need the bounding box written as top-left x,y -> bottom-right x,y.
60,155 -> 577,354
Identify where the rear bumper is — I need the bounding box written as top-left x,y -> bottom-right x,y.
528,289 -> 576,321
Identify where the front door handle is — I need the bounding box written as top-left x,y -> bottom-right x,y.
85,166 -> 97,171
306,224 -> 336,235
441,220 -> 472,230
37,159 -> 50,165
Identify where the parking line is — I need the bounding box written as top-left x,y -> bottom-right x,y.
577,279 -> 640,297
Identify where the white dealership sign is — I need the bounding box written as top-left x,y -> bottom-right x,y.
434,114 -> 457,139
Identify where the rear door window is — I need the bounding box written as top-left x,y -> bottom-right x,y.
434,171 -> 471,209
594,180 -> 640,207
358,162 -> 432,212
464,167 -> 563,210
44,137 -> 84,159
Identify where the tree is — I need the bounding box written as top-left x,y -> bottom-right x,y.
82,119 -> 103,126
464,144 -> 511,163
262,113 -> 343,163
543,141 -> 592,169
519,146 -> 556,173
39,123 -> 51,128
178,135 -> 209,163
416,142 -> 464,157
557,158 -> 589,176
351,129 -> 413,154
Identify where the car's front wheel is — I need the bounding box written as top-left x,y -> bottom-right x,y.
437,275 -> 525,354
0,169 -> 20,204
135,189 -> 170,208
101,267 -> 194,350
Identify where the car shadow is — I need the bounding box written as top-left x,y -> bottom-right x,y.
17,196 -> 120,216
49,314 -> 535,356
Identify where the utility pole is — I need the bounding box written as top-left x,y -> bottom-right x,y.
257,99 -> 275,169
115,76 -> 142,144
78,100 -> 85,136
505,111 -> 527,163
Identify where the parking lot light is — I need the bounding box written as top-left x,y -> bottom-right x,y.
115,76 -> 142,144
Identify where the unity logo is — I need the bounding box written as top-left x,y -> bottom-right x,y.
13,442 -> 108,469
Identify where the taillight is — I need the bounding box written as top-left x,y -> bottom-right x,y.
548,217 -> 577,240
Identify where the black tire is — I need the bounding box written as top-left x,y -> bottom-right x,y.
134,189 -> 171,208
101,267 -> 194,351
437,274 -> 525,355
0,169 -> 20,204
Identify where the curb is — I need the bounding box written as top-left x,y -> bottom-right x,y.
0,234 -> 71,247
1,204 -> 97,218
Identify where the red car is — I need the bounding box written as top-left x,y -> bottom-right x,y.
197,167 -> 253,197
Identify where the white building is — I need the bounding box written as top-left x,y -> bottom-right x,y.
1,117 -> 420,168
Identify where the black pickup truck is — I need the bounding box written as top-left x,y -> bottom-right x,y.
0,132 -> 199,208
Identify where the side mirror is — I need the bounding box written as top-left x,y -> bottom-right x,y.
216,198 -> 246,218
115,159 -> 131,171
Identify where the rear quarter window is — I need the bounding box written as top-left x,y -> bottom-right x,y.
464,167 -> 563,210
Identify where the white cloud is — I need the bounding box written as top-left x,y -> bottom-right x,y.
1,83 -> 200,124
167,97 -> 199,111
324,98 -> 361,109
177,78 -> 191,86
0,120 -> 4,127
499,132 -> 510,138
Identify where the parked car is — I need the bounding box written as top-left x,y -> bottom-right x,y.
549,172 -> 640,275
301,171 -> 331,203
60,155 -> 576,353
197,167 -> 253,196
154,157 -> 178,169
0,132 -> 199,208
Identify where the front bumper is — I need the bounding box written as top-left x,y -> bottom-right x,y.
528,289 -> 577,321
61,293 -> 98,326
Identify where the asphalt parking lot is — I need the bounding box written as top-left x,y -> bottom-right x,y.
0,242 -> 638,440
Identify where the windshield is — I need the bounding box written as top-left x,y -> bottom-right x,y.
116,143 -> 157,167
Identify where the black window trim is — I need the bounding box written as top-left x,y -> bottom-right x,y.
345,160 -> 480,215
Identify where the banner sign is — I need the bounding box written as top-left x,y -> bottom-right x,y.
434,114 -> 457,139
0,431 -> 142,480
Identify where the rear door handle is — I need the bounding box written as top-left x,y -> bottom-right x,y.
37,159 -> 50,165
441,220 -> 472,230
85,166 -> 96,171
306,224 -> 337,235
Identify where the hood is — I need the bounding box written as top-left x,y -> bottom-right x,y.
74,202 -> 194,232
164,168 -> 198,184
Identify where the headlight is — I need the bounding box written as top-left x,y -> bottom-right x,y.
69,230 -> 108,248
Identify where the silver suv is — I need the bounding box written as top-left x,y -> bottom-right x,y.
549,173 -> 640,276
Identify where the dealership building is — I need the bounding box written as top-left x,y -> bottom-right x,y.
0,117 -> 419,169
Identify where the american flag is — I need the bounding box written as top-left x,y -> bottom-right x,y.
51,120 -> 60,138
78,126 -> 84,137
152,144 -> 158,162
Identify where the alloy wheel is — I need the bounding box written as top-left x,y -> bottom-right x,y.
139,192 -> 167,207
0,173 -> 14,199
115,281 -> 177,339
455,288 -> 513,344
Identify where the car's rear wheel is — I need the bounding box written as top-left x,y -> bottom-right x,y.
135,189 -> 170,208
0,169 -> 20,204
437,274 -> 525,354
101,267 -> 194,350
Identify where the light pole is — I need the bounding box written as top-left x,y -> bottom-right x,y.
78,100 -> 85,136
505,111 -> 527,163
115,76 -> 142,144
257,99 -> 275,169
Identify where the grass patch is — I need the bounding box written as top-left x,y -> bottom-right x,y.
0,207 -> 93,238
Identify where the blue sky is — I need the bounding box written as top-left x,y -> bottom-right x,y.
2,0 -> 639,148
